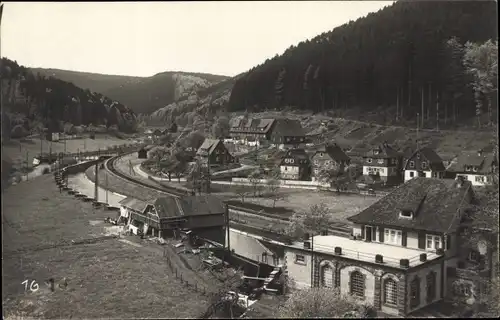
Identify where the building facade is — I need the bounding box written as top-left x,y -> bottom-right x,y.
362,142 -> 403,186
403,147 -> 446,182
448,150 -> 497,186
311,143 -> 351,182
197,138 -> 235,166
279,148 -> 311,181
283,178 -> 493,317
270,119 -> 306,149
229,118 -> 276,143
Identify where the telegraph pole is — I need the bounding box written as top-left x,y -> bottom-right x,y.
105,171 -> 108,204
225,204 -> 231,262
94,162 -> 99,202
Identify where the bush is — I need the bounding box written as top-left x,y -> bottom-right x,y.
11,125 -> 29,138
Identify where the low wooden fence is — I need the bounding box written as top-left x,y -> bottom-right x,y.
163,247 -> 210,296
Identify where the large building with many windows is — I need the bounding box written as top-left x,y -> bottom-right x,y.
282,177 -> 497,316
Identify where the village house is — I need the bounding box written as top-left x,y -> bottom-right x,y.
448,150 -> 497,186
279,148 -> 311,181
229,118 -> 276,144
120,195 -> 227,245
283,177 -> 494,317
362,142 -> 403,186
311,143 -> 351,182
403,147 -> 446,182
270,118 -> 306,149
196,138 -> 235,166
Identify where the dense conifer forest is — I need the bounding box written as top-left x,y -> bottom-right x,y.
228,0 -> 498,127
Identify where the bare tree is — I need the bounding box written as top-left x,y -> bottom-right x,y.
235,185 -> 249,202
285,203 -> 332,240
248,170 -> 261,197
276,287 -> 375,318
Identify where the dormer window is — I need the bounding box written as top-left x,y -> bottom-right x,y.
473,167 -> 478,172
378,159 -> 384,164
399,210 -> 413,219
465,166 -> 472,171
374,150 -> 380,155
367,158 -> 373,163
421,161 -> 428,169
409,161 -> 415,168
320,152 -> 324,157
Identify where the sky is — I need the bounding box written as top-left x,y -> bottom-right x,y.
1,1 -> 392,78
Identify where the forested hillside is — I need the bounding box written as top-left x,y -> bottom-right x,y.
34,68 -> 229,115
228,0 -> 498,127
1,58 -> 138,138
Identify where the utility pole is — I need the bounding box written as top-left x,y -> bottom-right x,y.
25,151 -> 29,180
417,113 -> 420,151
94,162 -> 99,202
225,204 -> 231,263
396,88 -> 400,122
436,91 -> 440,132
421,87 -> 425,128
310,234 -> 315,288
106,171 -> 108,204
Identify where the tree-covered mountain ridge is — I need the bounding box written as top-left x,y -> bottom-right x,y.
33,67 -> 230,115
226,0 -> 497,128
1,58 -> 138,137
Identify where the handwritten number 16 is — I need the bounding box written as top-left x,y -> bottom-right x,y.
21,279 -> 39,293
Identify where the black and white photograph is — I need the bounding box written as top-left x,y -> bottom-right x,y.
1,1 -> 498,319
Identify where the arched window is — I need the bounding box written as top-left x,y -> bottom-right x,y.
384,278 -> 398,306
350,271 -> 365,298
426,272 -> 436,302
321,264 -> 333,288
410,277 -> 420,308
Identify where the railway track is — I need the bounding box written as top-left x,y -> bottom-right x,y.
104,153 -> 351,237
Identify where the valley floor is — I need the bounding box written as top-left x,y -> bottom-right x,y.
2,175 -> 209,319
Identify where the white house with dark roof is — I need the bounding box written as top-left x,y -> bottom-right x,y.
403,147 -> 446,182
448,150 -> 497,186
283,177 -> 495,317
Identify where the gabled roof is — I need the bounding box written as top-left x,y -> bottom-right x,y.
119,197 -> 149,213
313,143 -> 350,162
230,118 -> 276,133
363,143 -> 400,159
403,147 -> 446,171
449,151 -> 497,174
197,139 -> 221,156
280,148 -> 310,166
272,118 -> 305,137
348,177 -> 473,233
154,195 -> 225,219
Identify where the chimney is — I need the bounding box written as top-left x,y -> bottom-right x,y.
303,241 -> 311,249
478,149 -> 483,157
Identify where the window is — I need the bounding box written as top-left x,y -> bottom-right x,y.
321,265 -> 334,288
410,161 -> 415,168
290,159 -> 295,164
473,167 -> 478,172
426,235 -> 442,250
320,152 -> 324,157
475,176 -> 485,183
468,250 -> 480,262
384,278 -> 398,306
374,150 -> 380,155
399,210 -> 413,219
466,166 -> 472,171
314,160 -> 319,165
378,159 -> 384,164
410,171 -> 415,178
284,167 -> 288,171
367,158 -> 372,163
426,272 -> 436,302
421,161 -> 428,169
325,160 -> 331,166
454,283 -> 472,297
350,271 -> 365,298
385,229 -> 402,245
410,277 -> 420,308
295,254 -> 305,264
433,172 -> 438,178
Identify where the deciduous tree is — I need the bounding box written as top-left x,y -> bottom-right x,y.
276,287 -> 375,318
